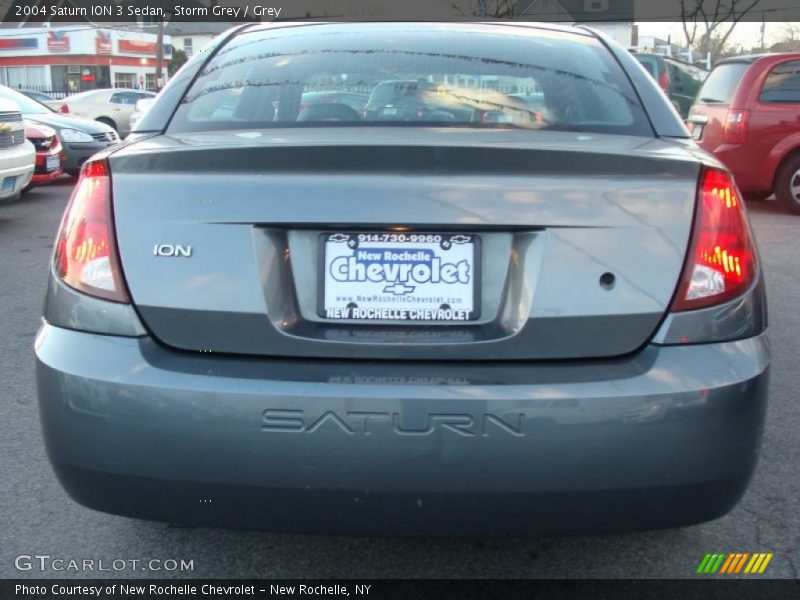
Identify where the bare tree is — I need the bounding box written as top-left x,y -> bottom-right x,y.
769,23 -> 800,52
680,0 -> 761,62
446,0 -> 518,18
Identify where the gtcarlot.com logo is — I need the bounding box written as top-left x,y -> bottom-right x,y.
696,552 -> 773,574
14,554 -> 194,572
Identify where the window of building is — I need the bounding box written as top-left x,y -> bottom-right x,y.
0,66 -> 47,88
114,72 -> 138,89
184,38 -> 194,56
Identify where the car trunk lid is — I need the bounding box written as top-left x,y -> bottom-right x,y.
110,128 -> 699,360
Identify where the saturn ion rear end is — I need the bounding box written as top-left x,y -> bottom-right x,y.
35,22 -> 768,536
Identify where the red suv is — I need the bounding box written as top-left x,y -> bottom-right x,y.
688,53 -> 800,213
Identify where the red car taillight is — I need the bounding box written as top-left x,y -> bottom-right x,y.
58,104 -> 69,114
54,160 -> 129,303
723,109 -> 749,144
672,168 -> 756,312
658,70 -> 669,91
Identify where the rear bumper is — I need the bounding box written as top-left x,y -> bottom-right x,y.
35,324 -> 770,536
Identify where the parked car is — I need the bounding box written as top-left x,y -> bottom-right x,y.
0,86 -> 120,177
18,89 -> 53,102
49,88 -> 156,137
24,121 -> 62,186
36,22 -> 769,537
129,97 -> 156,131
633,52 -> 708,118
0,98 -> 34,201
688,53 -> 800,213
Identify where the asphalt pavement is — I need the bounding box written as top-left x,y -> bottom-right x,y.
1,179 -> 798,579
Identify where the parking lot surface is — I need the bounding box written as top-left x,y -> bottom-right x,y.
1,180 -> 797,579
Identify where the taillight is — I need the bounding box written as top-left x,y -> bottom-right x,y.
672,168 -> 756,311
723,110 -> 749,144
658,70 -> 669,91
59,104 -> 69,114
54,159 -> 129,303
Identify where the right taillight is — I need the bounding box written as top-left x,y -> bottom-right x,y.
58,104 -> 69,114
672,168 -> 756,312
723,109 -> 749,144
658,70 -> 669,91
53,159 -> 129,303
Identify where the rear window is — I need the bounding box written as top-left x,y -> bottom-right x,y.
634,55 -> 658,77
169,24 -> 652,136
696,62 -> 749,104
760,60 -> 800,103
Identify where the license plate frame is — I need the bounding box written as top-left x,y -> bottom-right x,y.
318,232 -> 481,322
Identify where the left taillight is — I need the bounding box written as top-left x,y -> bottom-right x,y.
54,159 -> 129,303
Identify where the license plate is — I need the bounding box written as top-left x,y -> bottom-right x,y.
382,107 -> 398,115
46,155 -> 60,171
320,232 -> 480,322
1,176 -> 16,192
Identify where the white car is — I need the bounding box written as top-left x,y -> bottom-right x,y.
0,98 -> 35,201
47,89 -> 156,137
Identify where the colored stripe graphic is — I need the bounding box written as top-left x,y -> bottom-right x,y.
734,553 -> 750,573
696,554 -> 712,573
699,553 -> 773,574
758,553 -> 773,573
720,554 -> 736,573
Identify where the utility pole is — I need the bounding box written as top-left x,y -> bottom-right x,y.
760,14 -> 765,51
478,0 -> 487,17
153,0 -> 166,92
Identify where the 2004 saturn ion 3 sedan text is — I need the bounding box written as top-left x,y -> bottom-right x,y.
35,22 -> 769,536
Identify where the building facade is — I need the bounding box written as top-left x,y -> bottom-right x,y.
0,26 -> 171,94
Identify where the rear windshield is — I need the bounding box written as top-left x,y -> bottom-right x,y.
169,24 -> 652,136
696,62 -> 749,104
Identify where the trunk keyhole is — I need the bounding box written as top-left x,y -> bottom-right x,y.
599,272 -> 616,290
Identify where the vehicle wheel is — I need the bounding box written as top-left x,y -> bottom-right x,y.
775,154 -> 800,215
95,117 -> 117,132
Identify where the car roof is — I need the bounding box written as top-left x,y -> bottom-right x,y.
716,52 -> 800,66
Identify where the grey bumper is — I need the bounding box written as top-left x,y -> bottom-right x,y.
35,324 -> 769,536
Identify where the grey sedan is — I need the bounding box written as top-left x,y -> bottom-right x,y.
36,22 -> 769,536
0,86 -> 119,176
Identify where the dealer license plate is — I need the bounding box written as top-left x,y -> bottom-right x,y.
320,232 -> 480,322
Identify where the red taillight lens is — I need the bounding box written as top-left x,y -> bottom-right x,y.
723,109 -> 749,144
54,160 -> 129,303
658,70 -> 669,91
59,104 -> 69,114
672,168 -> 756,312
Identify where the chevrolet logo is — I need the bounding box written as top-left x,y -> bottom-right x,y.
383,283 -> 416,295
